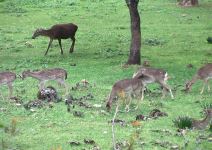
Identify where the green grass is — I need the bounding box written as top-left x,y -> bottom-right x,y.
0,0 -> 212,149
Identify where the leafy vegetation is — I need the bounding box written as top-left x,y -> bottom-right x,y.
0,0 -> 212,149
173,116 -> 193,129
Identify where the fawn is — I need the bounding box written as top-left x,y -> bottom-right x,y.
133,67 -> 174,99
106,76 -> 145,112
22,68 -> 68,95
185,63 -> 212,94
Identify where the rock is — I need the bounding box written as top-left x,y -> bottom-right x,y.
84,139 -> 96,145
73,111 -> 84,117
69,141 -> 81,146
93,104 -> 102,108
37,86 -> 61,102
109,119 -> 126,126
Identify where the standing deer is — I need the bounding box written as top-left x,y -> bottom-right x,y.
106,77 -> 145,112
32,23 -> 78,55
22,68 -> 68,95
133,67 -> 174,99
192,109 -> 212,130
0,72 -> 16,98
185,63 -> 212,94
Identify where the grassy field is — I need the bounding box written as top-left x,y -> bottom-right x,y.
0,0 -> 212,149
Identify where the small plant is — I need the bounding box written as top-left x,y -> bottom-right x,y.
144,38 -> 166,46
173,116 -> 193,129
207,37 -> 212,44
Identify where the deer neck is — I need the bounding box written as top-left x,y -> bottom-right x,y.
189,75 -> 199,86
40,29 -> 52,38
26,72 -> 42,79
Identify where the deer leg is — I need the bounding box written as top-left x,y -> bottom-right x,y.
7,83 -> 13,98
134,88 -> 144,110
58,39 -> 63,55
45,39 -> 53,56
208,83 -> 211,92
39,81 -> 45,90
0,91 -> 5,101
69,37 -> 75,53
57,79 -> 68,95
205,80 -> 210,92
159,81 -> 174,99
161,87 -> 167,99
200,80 -> 208,94
125,95 -> 132,112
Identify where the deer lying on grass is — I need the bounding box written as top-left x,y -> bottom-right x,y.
0,72 -> 16,98
192,109 -> 212,130
185,63 -> 212,94
22,68 -> 68,95
32,23 -> 78,55
106,76 -> 145,112
133,67 -> 174,99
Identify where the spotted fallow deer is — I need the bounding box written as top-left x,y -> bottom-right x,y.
133,67 -> 174,99
106,76 -> 145,112
185,63 -> 212,94
22,68 -> 68,94
0,71 -> 16,98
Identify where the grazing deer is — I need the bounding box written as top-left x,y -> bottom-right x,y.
32,23 -> 78,55
192,109 -> 212,130
0,72 -> 16,98
106,77 -> 145,112
133,67 -> 174,99
185,63 -> 212,94
22,68 -> 68,94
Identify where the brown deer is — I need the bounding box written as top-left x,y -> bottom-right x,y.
192,109 -> 212,130
0,71 -> 16,98
32,23 -> 78,55
133,67 -> 174,99
22,68 -> 68,94
106,77 -> 145,112
185,63 -> 212,94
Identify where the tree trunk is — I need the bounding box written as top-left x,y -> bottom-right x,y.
126,0 -> 141,65
179,0 -> 198,7
191,0 -> 198,5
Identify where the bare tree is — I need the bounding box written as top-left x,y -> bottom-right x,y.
125,0 -> 141,65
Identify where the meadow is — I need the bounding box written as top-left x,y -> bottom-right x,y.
0,0 -> 212,149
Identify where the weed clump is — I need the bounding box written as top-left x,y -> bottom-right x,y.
207,37 -> 212,44
173,116 -> 193,129
144,38 -> 166,46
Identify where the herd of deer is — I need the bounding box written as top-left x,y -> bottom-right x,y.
0,23 -> 212,122
0,63 -> 212,111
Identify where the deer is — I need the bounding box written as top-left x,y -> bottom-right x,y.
185,63 -> 212,94
32,23 -> 78,55
133,67 -> 174,99
22,68 -> 68,95
192,109 -> 212,130
106,76 -> 145,112
0,71 -> 16,98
